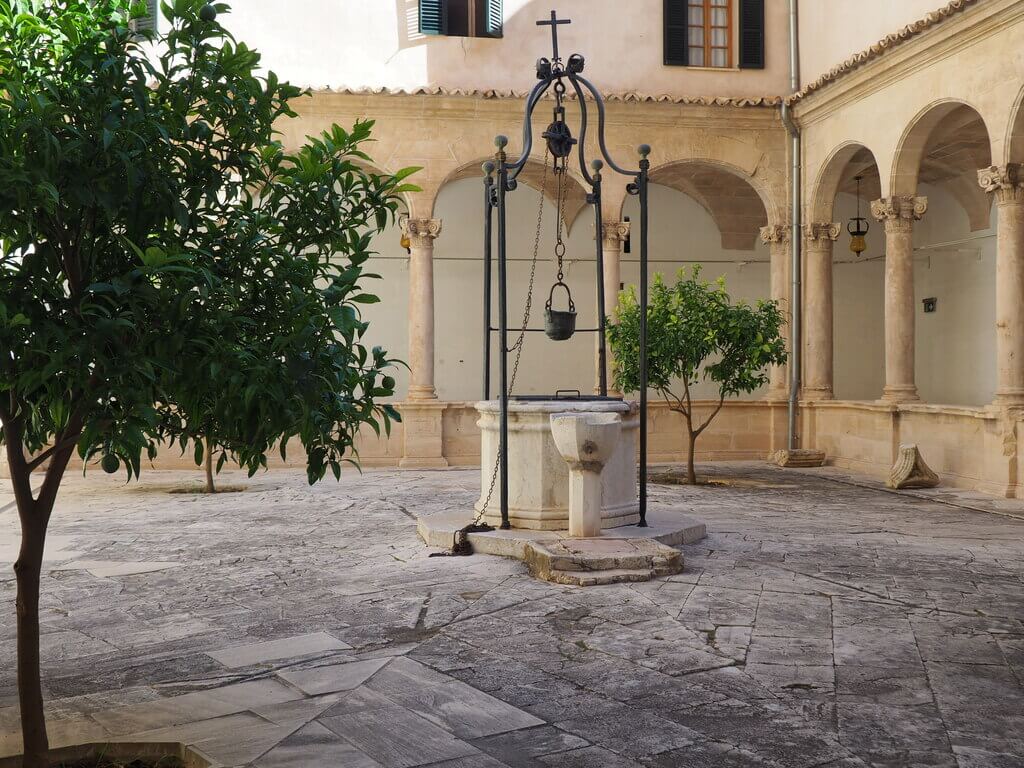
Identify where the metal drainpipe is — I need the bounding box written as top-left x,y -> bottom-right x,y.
781,0 -> 801,450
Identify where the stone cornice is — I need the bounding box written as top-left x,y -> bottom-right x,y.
793,0 -> 1022,124
786,0 -> 980,106
306,85 -> 782,109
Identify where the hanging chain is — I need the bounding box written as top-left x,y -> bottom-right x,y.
554,157 -> 567,282
473,148 -> 552,523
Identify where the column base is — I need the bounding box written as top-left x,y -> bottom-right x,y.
880,386 -> 920,403
406,385 -> 438,401
801,387 -> 834,402
992,389 -> 1024,407
397,401 -> 448,469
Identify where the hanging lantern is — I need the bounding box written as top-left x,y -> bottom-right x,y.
848,175 -> 869,256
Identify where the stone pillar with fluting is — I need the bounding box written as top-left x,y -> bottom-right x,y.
802,222 -> 840,401
597,220 -> 630,396
761,224 -> 791,400
872,196 -> 927,403
402,217 -> 442,401
979,164 -> 1024,406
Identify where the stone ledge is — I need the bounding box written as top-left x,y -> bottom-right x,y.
417,507 -> 706,585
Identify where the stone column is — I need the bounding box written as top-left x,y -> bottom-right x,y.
871,196 -> 927,403
802,222 -> 841,400
597,221 -> 629,395
402,217 -> 442,401
398,217 -> 447,468
760,225 -> 791,399
979,164 -> 1024,405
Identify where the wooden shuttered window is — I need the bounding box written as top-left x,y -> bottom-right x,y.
484,0 -> 503,38
664,0 -> 689,66
419,0 -> 502,38
419,0 -> 445,35
665,0 -> 731,68
665,0 -> 764,69
738,0 -> 765,69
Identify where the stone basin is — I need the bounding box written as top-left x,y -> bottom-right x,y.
475,399 -> 640,530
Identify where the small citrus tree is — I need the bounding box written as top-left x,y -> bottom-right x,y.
0,1 -> 412,763
608,266 -> 787,484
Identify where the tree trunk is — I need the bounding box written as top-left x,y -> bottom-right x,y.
14,515 -> 49,768
205,440 -> 215,494
686,431 -> 698,485
6,424 -> 78,768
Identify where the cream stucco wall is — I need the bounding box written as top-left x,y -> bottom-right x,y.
361,178 -> 774,404
222,0 -> 790,101
829,186 -> 998,406
796,0 -> 953,87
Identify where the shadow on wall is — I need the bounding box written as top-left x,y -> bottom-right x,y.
395,0 -> 430,51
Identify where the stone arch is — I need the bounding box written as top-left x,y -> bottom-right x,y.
890,99 -> 993,198
1007,84 -> 1024,165
810,141 -> 882,225
429,156 -> 591,231
644,158 -> 772,251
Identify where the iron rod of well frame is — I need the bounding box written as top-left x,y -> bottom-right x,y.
638,155 -> 650,527
483,173 -> 494,400
497,158 -> 511,530
593,173 -> 608,396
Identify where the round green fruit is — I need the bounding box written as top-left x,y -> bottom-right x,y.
101,454 -> 120,474
382,376 -> 396,390
199,4 -> 217,21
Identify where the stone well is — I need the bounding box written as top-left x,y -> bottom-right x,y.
475,399 -> 640,530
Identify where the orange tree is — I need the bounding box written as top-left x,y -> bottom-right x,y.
608,266 -> 787,484
0,1 -> 412,763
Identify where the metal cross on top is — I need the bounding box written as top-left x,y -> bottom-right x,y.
536,10 -> 570,61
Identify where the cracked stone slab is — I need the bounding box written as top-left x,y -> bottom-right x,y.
53,560 -> 181,578
3,463 -> 1024,766
206,632 -> 352,668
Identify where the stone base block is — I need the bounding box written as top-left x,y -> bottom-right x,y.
767,448 -> 827,468
525,538 -> 683,585
417,507 -> 706,585
887,444 -> 940,489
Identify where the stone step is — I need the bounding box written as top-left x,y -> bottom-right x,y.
524,538 -> 683,585
547,567 -> 658,586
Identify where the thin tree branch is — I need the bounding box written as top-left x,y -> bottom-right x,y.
24,431 -> 80,473
694,393 -> 727,437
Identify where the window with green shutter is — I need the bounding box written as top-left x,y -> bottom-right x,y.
738,0 -> 765,69
665,0 -> 764,69
663,0 -> 689,66
419,0 -> 502,38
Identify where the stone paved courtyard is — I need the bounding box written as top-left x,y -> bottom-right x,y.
2,463 -> 1024,767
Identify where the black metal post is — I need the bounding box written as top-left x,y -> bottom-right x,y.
482,163 -> 494,400
592,164 -> 608,397
638,146 -> 651,527
496,140 -> 511,530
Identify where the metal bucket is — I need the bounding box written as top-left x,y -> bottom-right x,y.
544,281 -> 576,341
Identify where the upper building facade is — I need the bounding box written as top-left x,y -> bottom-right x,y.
215,0 -> 956,101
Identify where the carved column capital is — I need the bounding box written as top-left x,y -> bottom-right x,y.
759,224 -> 791,246
401,217 -> 443,248
871,196 -> 928,233
978,164 -> 1024,204
803,222 -> 841,245
599,221 -> 631,249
